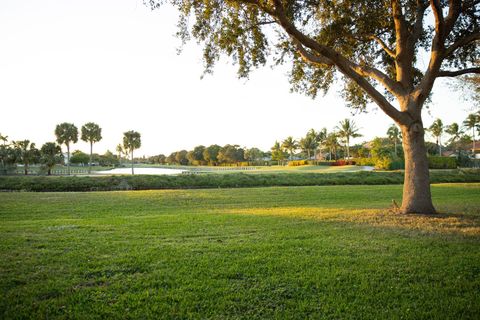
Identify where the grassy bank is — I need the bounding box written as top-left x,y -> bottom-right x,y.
1,184 -> 479,319
0,169 -> 479,192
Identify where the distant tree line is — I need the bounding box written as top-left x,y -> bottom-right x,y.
1,112 -> 478,174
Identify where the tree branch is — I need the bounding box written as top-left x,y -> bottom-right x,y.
270,0 -> 409,124
292,39 -> 334,66
412,1 -> 429,42
430,0 -> 445,43
438,67 -> 480,77
445,0 -> 462,35
370,35 -> 396,58
391,0 -> 414,88
445,32 -> 480,57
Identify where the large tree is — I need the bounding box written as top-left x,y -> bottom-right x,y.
81,122 -> 102,174
123,130 -> 142,174
336,119 -> 362,159
55,122 -> 78,175
150,0 -> 480,214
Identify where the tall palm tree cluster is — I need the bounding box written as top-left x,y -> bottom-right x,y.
272,119 -> 362,162
427,112 -> 480,156
1,123 -> 142,175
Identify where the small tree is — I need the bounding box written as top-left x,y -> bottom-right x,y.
55,122 -> 78,175
429,119 -> 444,156
387,124 -> 402,156
0,133 -> 7,146
445,123 -> 463,152
123,131 -> 141,174
282,136 -> 298,160
13,140 -> 40,175
336,119 -> 362,159
463,113 -> 479,154
271,141 -> 286,164
81,122 -> 102,173
40,142 -> 63,175
203,144 -> 221,165
324,132 -> 339,161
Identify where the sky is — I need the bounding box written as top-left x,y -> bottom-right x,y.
0,0 -> 476,157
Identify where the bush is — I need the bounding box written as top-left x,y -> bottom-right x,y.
353,158 -> 376,166
332,160 -> 356,166
428,156 -> 457,169
0,169 -> 479,192
288,160 -> 309,166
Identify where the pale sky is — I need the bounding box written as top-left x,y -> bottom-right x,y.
0,0 -> 475,157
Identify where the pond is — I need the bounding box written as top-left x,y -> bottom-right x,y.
96,167 -> 186,175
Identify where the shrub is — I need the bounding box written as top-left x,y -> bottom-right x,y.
353,158 -> 376,166
332,160 -> 356,166
428,156 -> 457,169
288,160 -> 309,166
1,169 -> 479,192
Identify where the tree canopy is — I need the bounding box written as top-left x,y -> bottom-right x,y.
149,0 -> 479,213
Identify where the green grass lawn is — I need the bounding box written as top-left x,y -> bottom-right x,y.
1,184 -> 479,319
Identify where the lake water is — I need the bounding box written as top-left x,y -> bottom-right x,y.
96,168 -> 186,175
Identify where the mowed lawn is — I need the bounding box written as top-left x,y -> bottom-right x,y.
1,184 -> 479,319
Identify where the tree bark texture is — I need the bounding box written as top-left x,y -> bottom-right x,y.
400,123 -> 436,214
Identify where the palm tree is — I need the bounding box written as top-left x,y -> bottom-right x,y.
445,123 -> 463,152
324,132 -> 339,160
40,142 -> 63,175
116,144 -> 124,166
429,118 -> 444,156
312,128 -> 327,159
14,140 -> 40,175
463,113 -> 479,154
336,119 -> 362,159
386,124 -> 401,156
81,122 -> 102,174
55,123 -> 78,175
0,133 -> 8,172
281,136 -> 298,160
0,133 -> 8,146
271,141 -> 286,164
123,131 -> 141,174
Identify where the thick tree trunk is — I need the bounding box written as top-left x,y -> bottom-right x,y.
400,124 -> 436,214
24,163 -> 28,175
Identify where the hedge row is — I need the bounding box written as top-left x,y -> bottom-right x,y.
0,169 -> 478,192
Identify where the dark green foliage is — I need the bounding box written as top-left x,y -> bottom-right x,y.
39,143 -> 63,175
0,169 -> 479,192
70,150 -> 90,165
428,156 -> 458,169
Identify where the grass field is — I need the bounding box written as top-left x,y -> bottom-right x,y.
1,184 -> 480,319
